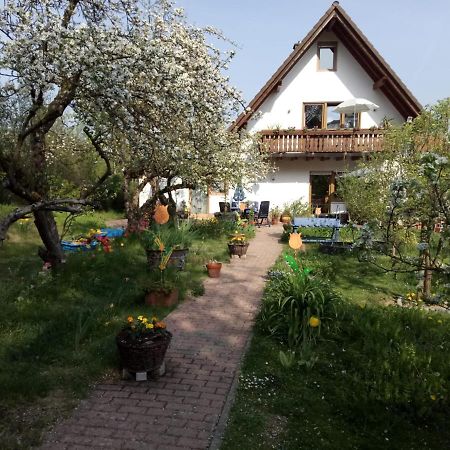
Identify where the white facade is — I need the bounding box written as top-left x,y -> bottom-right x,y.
247,32 -> 403,133
235,30 -> 405,213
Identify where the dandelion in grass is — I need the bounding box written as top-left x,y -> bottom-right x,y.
309,316 -> 320,328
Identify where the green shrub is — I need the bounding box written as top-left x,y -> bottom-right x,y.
140,221 -> 196,251
190,218 -> 236,239
260,271 -> 340,349
283,199 -> 309,218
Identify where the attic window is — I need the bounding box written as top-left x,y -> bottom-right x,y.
317,42 -> 337,71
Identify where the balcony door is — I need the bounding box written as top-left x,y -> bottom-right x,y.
310,172 -> 336,212
303,103 -> 360,129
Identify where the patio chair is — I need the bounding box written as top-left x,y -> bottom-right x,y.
257,201 -> 270,227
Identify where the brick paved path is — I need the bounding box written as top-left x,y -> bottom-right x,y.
41,225 -> 282,450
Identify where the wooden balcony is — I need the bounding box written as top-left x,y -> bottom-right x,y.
260,129 -> 385,154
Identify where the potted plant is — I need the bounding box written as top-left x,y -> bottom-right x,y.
141,214 -> 194,271
270,206 -> 281,224
228,231 -> 250,258
116,314 -> 172,379
206,260 -> 222,278
248,209 -> 255,225
144,266 -> 180,307
281,208 -> 291,224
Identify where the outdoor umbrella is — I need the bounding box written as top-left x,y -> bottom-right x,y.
334,98 -> 379,127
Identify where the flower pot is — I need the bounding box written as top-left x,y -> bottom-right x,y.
116,330 -> 172,374
281,215 -> 291,224
145,288 -> 179,307
271,217 -> 280,225
206,262 -> 222,278
146,249 -> 188,270
228,243 -> 249,258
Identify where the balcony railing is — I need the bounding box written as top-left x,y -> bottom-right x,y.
260,129 -> 385,154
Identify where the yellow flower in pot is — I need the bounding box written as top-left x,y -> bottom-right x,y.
228,231 -> 249,258
116,315 -> 172,379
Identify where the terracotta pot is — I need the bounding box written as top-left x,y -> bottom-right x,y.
146,249 -> 188,270
206,262 -> 222,278
145,288 -> 179,307
271,217 -> 280,225
228,243 -> 249,258
281,215 -> 291,224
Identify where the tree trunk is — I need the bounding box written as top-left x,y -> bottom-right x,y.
422,249 -> 432,300
34,209 -> 64,265
423,267 -> 432,300
124,175 -> 141,232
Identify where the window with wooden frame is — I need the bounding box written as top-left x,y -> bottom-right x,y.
317,42 -> 337,71
303,102 -> 361,129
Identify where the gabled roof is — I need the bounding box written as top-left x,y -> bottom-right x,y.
232,1 -> 422,130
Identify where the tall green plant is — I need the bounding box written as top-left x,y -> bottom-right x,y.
260,272 -> 339,349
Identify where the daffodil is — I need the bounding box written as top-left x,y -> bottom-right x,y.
138,315 -> 144,321
145,323 -> 154,329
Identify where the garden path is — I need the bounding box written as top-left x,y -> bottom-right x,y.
41,224 -> 283,450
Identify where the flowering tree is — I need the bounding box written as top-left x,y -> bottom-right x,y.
341,99 -> 450,299
0,0 -> 270,264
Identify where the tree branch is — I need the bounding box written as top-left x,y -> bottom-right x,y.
81,127 -> 112,199
0,198 -> 90,242
18,71 -> 82,143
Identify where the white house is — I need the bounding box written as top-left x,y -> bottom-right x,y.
205,1 -> 421,215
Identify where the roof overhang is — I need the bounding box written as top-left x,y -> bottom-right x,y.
232,1 -> 422,131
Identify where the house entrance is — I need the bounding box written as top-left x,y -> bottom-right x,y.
310,172 -> 336,213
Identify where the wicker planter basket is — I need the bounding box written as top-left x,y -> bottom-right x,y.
116,330 -> 172,374
228,243 -> 249,258
145,248 -> 189,270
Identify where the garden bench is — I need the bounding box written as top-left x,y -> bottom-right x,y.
291,217 -> 343,243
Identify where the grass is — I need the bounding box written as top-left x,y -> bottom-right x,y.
0,208 -> 231,448
221,245 -> 450,450
297,244 -> 416,306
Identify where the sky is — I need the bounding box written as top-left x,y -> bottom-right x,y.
174,0 -> 450,108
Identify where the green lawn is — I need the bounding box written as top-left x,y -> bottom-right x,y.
0,209 -> 230,448
221,245 -> 450,450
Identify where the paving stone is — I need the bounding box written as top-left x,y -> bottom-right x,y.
40,225 -> 282,450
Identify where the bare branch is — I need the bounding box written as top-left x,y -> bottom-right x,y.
81,127 -> 112,199
0,198 -> 90,242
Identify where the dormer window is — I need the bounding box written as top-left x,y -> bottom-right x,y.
317,42 -> 337,71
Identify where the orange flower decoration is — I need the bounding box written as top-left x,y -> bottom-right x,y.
153,204 -> 169,225
127,316 -> 134,323
289,232 -> 302,250
156,321 -> 166,329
